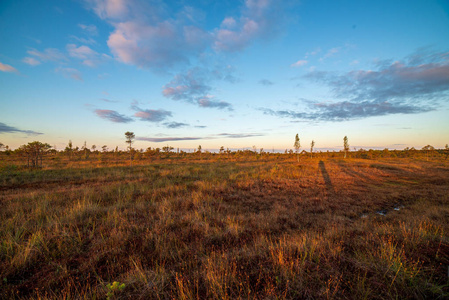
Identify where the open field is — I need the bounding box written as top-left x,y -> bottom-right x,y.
1,155 -> 448,299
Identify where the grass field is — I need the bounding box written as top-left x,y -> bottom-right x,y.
0,155 -> 448,299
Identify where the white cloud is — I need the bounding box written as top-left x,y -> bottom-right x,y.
213,0 -> 283,52
22,57 -> 41,66
107,20 -> 209,69
67,44 -> 97,59
221,17 -> 237,29
67,44 -> 107,67
291,60 -> 308,67
85,0 -> 287,69
87,0 -> 129,20
0,62 -> 18,73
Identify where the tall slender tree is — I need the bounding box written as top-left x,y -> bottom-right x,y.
125,131 -> 135,166
343,136 -> 349,159
310,140 -> 315,158
65,140 -> 73,160
82,141 -> 89,160
294,133 -> 301,162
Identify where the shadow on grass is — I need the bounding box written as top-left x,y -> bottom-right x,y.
319,160 -> 335,194
336,160 -> 375,182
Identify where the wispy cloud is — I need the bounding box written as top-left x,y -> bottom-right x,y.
198,96 -> 233,110
67,44 -> 109,67
86,0 -> 130,20
259,79 -> 274,85
217,133 -> 265,138
305,50 -> 449,103
162,67 -> 234,110
27,48 -> 66,63
214,0 -> 286,52
67,44 -> 97,59
137,136 -> 204,142
163,122 -> 189,128
55,67 -> 83,81
100,98 -> 118,103
22,57 -> 41,66
304,47 -> 321,58
78,24 -> 98,35
162,68 -> 211,102
290,60 -> 308,68
69,35 -> 98,45
267,49 -> 449,121
94,109 -> 133,123
134,108 -> 172,122
0,122 -> 42,135
263,101 -> 432,122
319,47 -> 340,61
0,62 -> 18,73
136,132 -> 265,143
131,103 -> 172,122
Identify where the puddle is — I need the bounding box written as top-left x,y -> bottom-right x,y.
376,210 -> 387,216
360,214 -> 368,219
394,205 -> 404,211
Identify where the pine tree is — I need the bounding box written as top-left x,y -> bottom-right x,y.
310,140 -> 315,158
294,133 -> 301,162
343,136 -> 349,159
125,131 -> 135,166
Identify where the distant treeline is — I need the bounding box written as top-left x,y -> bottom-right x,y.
0,141 -> 448,169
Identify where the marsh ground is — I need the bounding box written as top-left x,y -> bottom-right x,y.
0,155 -> 448,299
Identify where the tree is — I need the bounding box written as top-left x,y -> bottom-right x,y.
197,145 -> 202,154
0,142 -> 4,150
310,140 -> 315,158
445,144 -> 449,160
343,136 -> 349,158
422,145 -> 434,161
19,141 -> 51,168
125,131 -> 135,166
294,133 -> 301,162
65,140 -> 73,160
102,145 -> 108,152
219,146 -> 225,154
82,141 -> 90,160
162,145 -> 174,153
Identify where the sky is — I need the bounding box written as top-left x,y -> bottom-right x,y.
1,0 -> 449,152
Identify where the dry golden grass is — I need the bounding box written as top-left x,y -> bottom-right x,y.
0,154 -> 448,299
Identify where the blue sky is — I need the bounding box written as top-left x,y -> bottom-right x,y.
1,0 -> 448,151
